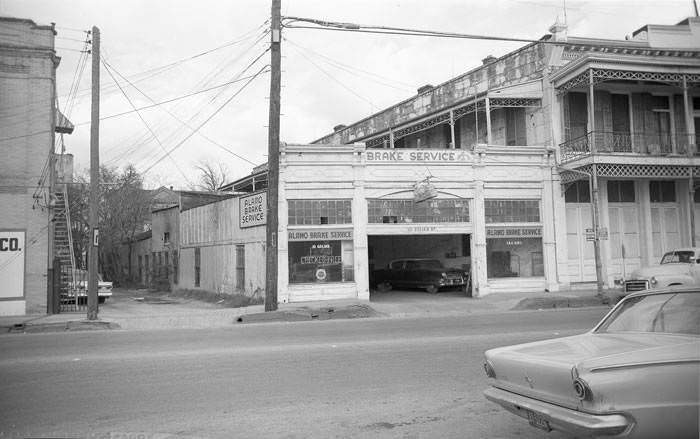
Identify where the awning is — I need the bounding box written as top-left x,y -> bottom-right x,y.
55,109 -> 74,134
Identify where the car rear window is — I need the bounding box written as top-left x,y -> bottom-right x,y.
596,292 -> 700,335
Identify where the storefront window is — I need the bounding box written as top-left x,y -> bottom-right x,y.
288,199 -> 352,225
367,199 -> 469,223
487,236 -> 544,278
288,240 -> 354,284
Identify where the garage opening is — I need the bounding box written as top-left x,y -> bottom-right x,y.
368,234 -> 471,299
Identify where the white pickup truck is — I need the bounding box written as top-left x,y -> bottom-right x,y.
623,247 -> 700,293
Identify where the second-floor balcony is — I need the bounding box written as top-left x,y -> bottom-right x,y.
560,131 -> 698,163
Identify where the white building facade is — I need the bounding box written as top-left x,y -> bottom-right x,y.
271,17 -> 699,302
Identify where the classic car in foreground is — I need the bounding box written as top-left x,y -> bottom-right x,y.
373,258 -> 467,294
623,247 -> 700,293
483,287 -> 699,438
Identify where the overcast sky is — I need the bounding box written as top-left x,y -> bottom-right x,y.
2,0 -> 696,189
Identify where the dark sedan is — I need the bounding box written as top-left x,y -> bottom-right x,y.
373,258 -> 467,294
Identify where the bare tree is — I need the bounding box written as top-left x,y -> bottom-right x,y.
68,164 -> 152,285
192,160 -> 229,192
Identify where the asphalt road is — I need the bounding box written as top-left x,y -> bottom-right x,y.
0,308 -> 608,439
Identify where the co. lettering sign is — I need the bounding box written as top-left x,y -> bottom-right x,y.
0,231 -> 25,298
239,192 -> 267,228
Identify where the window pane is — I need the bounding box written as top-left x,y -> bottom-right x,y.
650,181 -> 676,203
287,199 -> 353,225
367,199 -> 469,223
485,199 -> 540,223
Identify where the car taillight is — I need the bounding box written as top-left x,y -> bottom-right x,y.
573,378 -> 592,400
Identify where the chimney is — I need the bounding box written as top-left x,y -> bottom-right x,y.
333,124 -> 347,132
549,17 -> 568,42
417,84 -> 434,95
482,55 -> 497,65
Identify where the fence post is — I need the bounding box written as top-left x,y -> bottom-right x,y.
48,257 -> 61,314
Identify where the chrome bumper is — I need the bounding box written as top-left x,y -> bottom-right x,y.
484,387 -> 631,437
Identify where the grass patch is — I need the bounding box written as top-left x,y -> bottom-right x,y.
171,288 -> 264,308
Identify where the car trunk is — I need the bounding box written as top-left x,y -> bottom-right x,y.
485,333 -> 681,409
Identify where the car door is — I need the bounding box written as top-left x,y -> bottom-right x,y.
401,260 -> 418,288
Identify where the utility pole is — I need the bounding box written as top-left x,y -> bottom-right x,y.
265,0 -> 281,312
87,26 -> 100,320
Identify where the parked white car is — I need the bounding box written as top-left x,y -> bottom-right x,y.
623,247 -> 700,293
64,270 -> 113,304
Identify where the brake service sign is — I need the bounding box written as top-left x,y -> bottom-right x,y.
0,231 -> 25,298
240,192 -> 266,228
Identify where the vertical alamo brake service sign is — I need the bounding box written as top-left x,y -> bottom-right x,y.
0,230 -> 25,298
240,192 -> 266,228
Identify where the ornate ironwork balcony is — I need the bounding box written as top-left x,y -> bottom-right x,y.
559,131 -> 698,163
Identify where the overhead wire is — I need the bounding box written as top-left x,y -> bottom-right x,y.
101,28 -> 271,168
101,58 -> 259,167
101,57 -> 194,185
141,62 -> 270,175
284,37 -> 415,92
0,20 -> 270,120
0,73 -> 270,143
285,37 -> 378,111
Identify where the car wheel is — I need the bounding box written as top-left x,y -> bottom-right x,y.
98,297 -> 106,304
377,282 -> 392,292
426,285 -> 438,294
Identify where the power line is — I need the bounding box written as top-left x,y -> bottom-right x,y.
287,40 -> 378,111
284,37 -> 415,92
0,23 -> 270,118
142,63 -> 269,175
281,15 -> 688,51
110,31 -> 272,169
101,58 -> 259,167
0,73 -> 269,143
101,57 -> 193,185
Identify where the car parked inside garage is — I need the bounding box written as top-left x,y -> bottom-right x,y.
373,258 -> 468,294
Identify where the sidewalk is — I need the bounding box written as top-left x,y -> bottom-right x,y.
0,286 -> 619,334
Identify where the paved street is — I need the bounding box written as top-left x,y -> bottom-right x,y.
0,308 -> 608,438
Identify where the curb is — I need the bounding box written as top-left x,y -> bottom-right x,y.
6,320 -> 121,334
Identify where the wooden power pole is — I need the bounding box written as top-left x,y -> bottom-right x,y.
87,26 -> 100,320
265,0 -> 281,311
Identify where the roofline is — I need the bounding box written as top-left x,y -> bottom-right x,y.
0,16 -> 56,33
312,38 -> 547,144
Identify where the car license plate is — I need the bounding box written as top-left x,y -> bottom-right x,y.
526,409 -> 551,432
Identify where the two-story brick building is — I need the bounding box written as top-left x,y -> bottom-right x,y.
0,17 -> 73,315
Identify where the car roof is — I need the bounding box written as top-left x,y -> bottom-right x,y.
625,285 -> 700,300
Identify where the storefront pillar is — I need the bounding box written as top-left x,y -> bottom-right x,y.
278,148 -> 290,303
352,143 -> 369,301
541,154 -> 559,292
472,169 -> 489,296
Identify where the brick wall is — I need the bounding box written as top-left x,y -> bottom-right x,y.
0,18 -> 57,315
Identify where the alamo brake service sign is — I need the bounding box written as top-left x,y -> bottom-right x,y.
240,192 -> 267,228
0,231 -> 25,299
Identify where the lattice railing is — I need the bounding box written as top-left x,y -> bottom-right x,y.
560,131 -> 697,163
557,69 -> 700,93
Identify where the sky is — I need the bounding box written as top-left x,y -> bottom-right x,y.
1,0 -> 696,189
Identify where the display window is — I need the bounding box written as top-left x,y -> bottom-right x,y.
487,237 -> 543,278
288,240 -> 354,284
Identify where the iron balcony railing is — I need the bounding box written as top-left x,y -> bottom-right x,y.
559,131 -> 698,163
